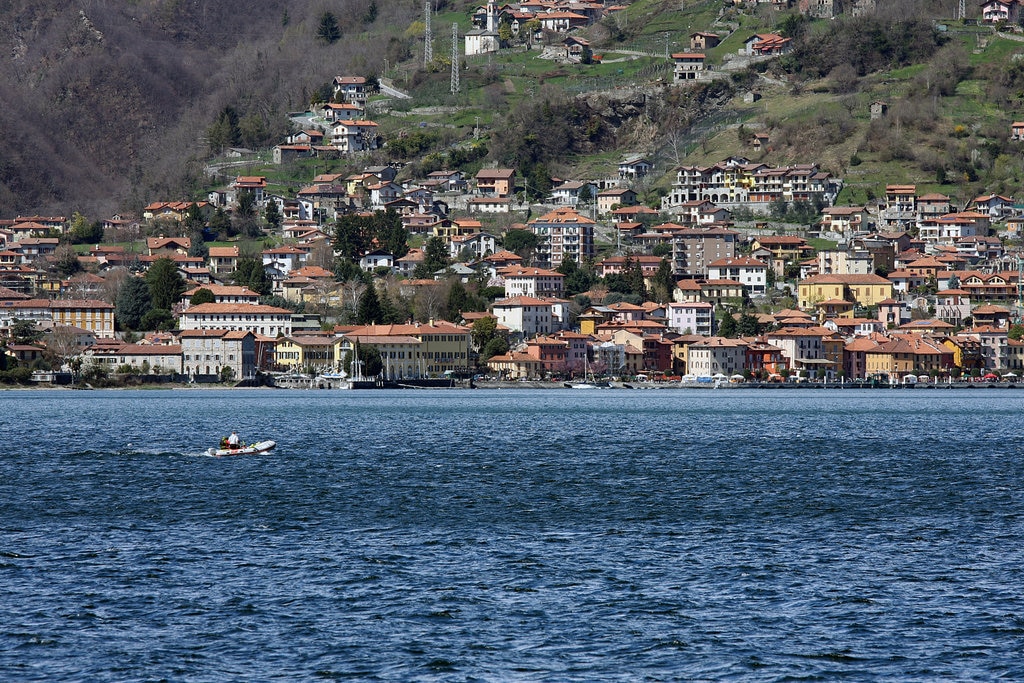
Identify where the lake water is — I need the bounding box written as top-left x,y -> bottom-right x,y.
2,388 -> 1023,681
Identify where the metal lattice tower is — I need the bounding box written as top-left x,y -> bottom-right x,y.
423,1 -> 433,67
958,0 -> 966,20
450,23 -> 460,94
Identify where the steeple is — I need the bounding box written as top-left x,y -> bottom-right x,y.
486,0 -> 497,33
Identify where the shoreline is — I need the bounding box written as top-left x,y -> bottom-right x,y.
5,380 -> 1017,391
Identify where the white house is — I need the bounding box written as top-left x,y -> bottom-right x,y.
331,120 -> 380,153
492,296 -> 553,336
360,249 -> 395,271
179,303 -> 293,338
671,53 -> 705,82
687,337 -> 748,377
262,246 -> 308,274
450,232 -> 498,260
84,343 -> 184,375
181,285 -> 261,310
333,76 -> 368,104
551,181 -> 599,206
499,266 -> 565,298
466,197 -> 512,214
707,256 -> 769,295
667,301 -> 715,336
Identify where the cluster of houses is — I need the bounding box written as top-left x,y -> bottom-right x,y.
660,157 -> 842,212
0,274 -> 477,382
4,203 -> 1024,384
8,142 -> 1024,384
482,303 -> 1023,382
464,0 -> 621,57
272,76 -> 382,164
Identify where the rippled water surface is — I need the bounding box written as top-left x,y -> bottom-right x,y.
2,388 -> 1023,681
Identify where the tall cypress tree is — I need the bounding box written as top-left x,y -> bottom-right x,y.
145,257 -> 186,311
115,276 -> 152,331
357,283 -> 382,324
651,258 -> 676,303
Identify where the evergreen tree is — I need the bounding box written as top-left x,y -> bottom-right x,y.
379,289 -> 404,324
334,258 -> 365,283
115,276 -> 152,330
526,164 -> 552,201
264,200 -> 282,231
622,255 -> 647,299
207,106 -> 240,154
346,343 -> 382,377
481,336 -> 509,361
140,308 -> 176,331
66,211 -> 104,244
558,257 -> 594,297
374,209 -> 409,259
502,229 -> 539,259
650,258 -> 676,303
190,288 -> 216,306
184,204 -> 207,256
238,113 -> 268,149
334,215 -> 369,261
317,12 -> 341,44
737,312 -> 760,337
577,184 -> 593,205
414,236 -> 450,279
446,280 -> 468,321
363,0 -> 378,23
234,189 -> 260,238
9,319 -> 42,344
718,312 -> 738,338
208,207 -> 232,239
233,258 -> 272,295
357,283 -> 382,324
557,257 -> 579,278
188,238 -> 209,259
145,257 -> 186,311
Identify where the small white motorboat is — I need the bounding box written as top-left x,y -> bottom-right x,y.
208,440 -> 277,457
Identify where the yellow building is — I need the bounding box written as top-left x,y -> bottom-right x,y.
814,298 -> 856,320
798,274 -> 893,310
50,299 -> 115,338
274,335 -> 336,371
577,307 -> 611,336
864,334 -> 949,378
487,351 -> 544,379
335,333 -> 422,379
341,321 -> 472,377
939,335 -> 983,371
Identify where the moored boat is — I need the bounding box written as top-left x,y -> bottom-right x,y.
208,440 -> 277,457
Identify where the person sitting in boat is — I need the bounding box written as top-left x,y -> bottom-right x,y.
219,436 -> 229,450
227,431 -> 240,449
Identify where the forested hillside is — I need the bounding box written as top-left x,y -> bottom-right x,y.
0,0 -> 423,215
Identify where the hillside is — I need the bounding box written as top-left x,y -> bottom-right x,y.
0,0 -> 423,216
2,0 -> 1024,217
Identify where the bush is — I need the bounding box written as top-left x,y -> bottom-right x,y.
0,367 -> 33,384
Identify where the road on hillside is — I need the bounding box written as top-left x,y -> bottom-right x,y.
379,80 -> 411,100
